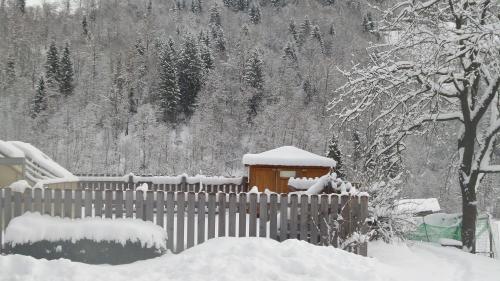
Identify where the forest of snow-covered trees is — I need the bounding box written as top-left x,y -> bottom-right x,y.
0,0 -> 498,217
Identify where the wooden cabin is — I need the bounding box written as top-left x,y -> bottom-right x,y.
242,146 -> 336,193
0,141 -> 26,187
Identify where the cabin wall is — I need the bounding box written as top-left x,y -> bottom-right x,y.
248,165 -> 330,193
0,165 -> 23,187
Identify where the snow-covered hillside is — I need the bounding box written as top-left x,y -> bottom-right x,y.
0,238 -> 498,281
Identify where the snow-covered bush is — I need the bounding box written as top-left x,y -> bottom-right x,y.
363,174 -> 416,243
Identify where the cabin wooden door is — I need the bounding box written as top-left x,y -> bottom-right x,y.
251,167 -> 277,192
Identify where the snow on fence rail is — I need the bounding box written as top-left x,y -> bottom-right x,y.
0,188 -> 368,255
52,174 -> 250,193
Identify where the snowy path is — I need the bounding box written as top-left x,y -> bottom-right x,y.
0,238 -> 499,281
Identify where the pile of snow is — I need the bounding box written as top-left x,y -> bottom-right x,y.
242,146 -> 336,167
5,212 -> 167,249
0,238 -> 499,281
396,198 -> 441,215
8,180 -> 38,193
288,177 -> 319,190
136,183 -> 149,192
302,173 -> 358,195
186,174 -> 243,185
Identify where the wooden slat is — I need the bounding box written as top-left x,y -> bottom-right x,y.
53,189 -> 62,217
310,195 -> 319,245
238,193 -> 247,237
95,190 -> 103,218
115,190 -> 123,219
249,193 -> 257,237
176,192 -> 185,253
299,194 -> 308,241
259,193 -> 267,238
4,189 -> 12,230
319,195 -> 329,245
197,193 -> 206,244
289,194 -> 298,239
43,189 -> 51,215
136,191 -> 144,220
64,189 -> 72,218
105,190 -> 113,218
34,189 -> 43,214
359,196 -> 369,256
228,193 -> 237,237
166,192 -> 175,251
207,193 -> 216,239
269,193 -> 278,240
218,194 -> 226,237
13,192 -> 22,218
156,191 -> 164,227
84,189 -> 92,217
125,190 -> 133,218
279,194 -> 288,241
145,191 -> 154,222
186,192 -> 195,248
24,189 -> 33,213
332,195 -> 340,247
0,189 -> 3,250
74,189 -> 82,219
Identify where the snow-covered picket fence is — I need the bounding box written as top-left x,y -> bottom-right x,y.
0,188 -> 369,255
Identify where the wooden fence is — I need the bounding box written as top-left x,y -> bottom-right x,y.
0,188 -> 368,256
56,174 -> 250,193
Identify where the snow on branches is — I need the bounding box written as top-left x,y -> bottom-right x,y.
330,0 -> 500,252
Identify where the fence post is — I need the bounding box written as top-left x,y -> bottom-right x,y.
242,176 -> 249,192
494,197 -> 500,219
359,195 -> 369,257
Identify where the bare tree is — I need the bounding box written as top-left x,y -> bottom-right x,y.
330,0 -> 500,252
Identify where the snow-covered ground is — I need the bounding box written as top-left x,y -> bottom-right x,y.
0,238 -> 498,281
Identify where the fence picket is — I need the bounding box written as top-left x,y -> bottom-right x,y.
259,193 -> 267,238
249,193 -> 257,237
176,192 -> 185,253
289,194 -> 298,239
105,190 -> 113,219
115,190 -> 123,219
310,195 -> 319,245
238,193 -> 247,237
187,192 -> 195,248
136,191 -> 144,220
84,189 -> 92,217
166,192 -> 175,251
145,191 -> 154,222
299,194 -> 308,241
4,189 -> 12,231
197,193 -> 206,244
125,190 -> 133,218
207,193 -> 216,240
64,189 -> 72,218
218,194 -> 226,237
332,195 -> 341,247
44,189 -> 51,215
53,189 -> 62,217
24,189 -> 32,213
34,189 -> 42,214
228,193 -> 237,237
279,194 -> 288,241
74,189 -> 82,219
0,189 -> 3,251
156,191 -> 164,227
269,194 -> 278,240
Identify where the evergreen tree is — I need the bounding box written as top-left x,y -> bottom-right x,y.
288,20 -> 298,42
200,44 -> 214,69
362,13 -> 375,32
82,16 -> 89,37
157,44 -> 180,123
209,4 -> 221,27
31,77 -> 48,119
311,25 -> 325,53
177,35 -> 204,118
17,0 -> 25,14
282,41 -> 298,64
249,6 -> 261,24
326,133 -> 345,178
45,41 -> 59,88
58,42 -> 74,97
212,26 -> 226,53
329,22 -> 335,36
298,16 -> 311,46
4,58 -> 15,88
244,49 -> 264,121
191,0 -> 202,14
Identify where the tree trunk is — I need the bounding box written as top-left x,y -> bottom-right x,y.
460,185 -> 477,253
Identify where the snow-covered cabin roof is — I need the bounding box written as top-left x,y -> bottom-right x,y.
242,146 -> 336,168
396,198 -> 441,214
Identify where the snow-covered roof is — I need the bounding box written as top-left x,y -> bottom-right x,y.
242,146 -> 336,167
396,198 -> 441,214
0,140 -> 25,158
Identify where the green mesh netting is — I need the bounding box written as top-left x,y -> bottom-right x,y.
407,213 -> 490,243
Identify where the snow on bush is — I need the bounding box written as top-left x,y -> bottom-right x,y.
5,212 -> 167,249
